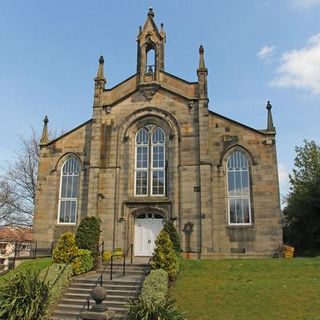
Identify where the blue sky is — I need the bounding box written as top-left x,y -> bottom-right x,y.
1,0 -> 320,202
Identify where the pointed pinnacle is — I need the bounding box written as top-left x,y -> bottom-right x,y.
266,101 -> 275,131
266,100 -> 272,110
198,45 -> 206,69
95,55 -> 106,84
40,116 -> 49,145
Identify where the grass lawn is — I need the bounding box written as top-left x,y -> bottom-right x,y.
171,258 -> 320,320
0,258 -> 52,285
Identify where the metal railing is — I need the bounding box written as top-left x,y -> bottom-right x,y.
50,256 -> 75,289
98,241 -> 104,257
8,240 -> 55,270
83,254 -> 112,311
122,243 -> 133,277
82,244 -> 134,311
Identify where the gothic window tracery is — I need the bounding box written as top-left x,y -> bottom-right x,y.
135,125 -> 165,196
227,151 -> 251,225
58,157 -> 80,224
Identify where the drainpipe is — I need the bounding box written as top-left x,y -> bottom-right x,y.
195,101 -> 202,259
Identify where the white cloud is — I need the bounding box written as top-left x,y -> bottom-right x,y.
290,0 -> 320,9
270,33 -> 320,95
278,163 -> 290,196
257,46 -> 275,60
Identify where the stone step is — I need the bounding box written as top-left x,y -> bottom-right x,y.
64,289 -> 137,300
69,281 -> 142,290
67,284 -> 141,294
60,294 -> 133,306
72,278 -> 144,285
55,302 -> 128,313
51,309 -> 127,320
50,262 -> 148,320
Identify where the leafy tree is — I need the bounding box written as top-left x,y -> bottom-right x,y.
283,140 -> 320,253
163,219 -> 181,254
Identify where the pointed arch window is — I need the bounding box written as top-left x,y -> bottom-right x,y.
227,151 -> 251,225
135,126 -> 165,196
58,157 -> 80,224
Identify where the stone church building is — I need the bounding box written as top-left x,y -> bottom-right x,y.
33,9 -> 282,257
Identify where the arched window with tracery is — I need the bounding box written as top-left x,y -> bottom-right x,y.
227,151 -> 251,225
58,157 -> 80,224
135,126 -> 165,196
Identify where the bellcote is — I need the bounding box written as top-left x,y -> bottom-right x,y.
137,8 -> 166,83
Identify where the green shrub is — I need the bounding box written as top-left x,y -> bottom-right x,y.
0,269 -> 50,320
113,247 -> 123,260
151,229 -> 179,281
102,250 -> 112,262
53,232 -> 78,264
163,220 -> 182,254
72,249 -> 93,275
75,217 -> 101,267
140,269 -> 168,305
127,297 -> 185,320
53,232 -> 93,275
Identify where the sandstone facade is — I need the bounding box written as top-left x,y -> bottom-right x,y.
33,9 -> 282,257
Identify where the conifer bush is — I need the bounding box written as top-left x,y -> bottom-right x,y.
75,217 -> 101,267
163,219 -> 182,254
53,232 -> 79,263
151,229 -> 179,281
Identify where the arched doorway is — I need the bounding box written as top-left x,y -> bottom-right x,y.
134,212 -> 164,256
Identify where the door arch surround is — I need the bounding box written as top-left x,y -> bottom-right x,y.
133,210 -> 165,257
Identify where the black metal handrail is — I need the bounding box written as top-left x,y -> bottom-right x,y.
98,255 -> 112,285
50,256 -> 76,289
98,241 -> 104,257
122,244 -> 133,277
82,245 -> 133,311
83,255 -> 112,311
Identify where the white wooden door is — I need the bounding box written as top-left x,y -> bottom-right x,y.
134,218 -> 163,256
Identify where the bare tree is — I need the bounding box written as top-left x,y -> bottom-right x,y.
0,130 -> 39,226
0,180 -> 18,226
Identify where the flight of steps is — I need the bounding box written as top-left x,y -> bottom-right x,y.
51,260 -> 150,320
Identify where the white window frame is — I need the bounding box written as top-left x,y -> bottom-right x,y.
227,151 -> 252,225
57,157 -> 80,225
151,127 -> 165,196
134,126 -> 166,197
134,128 -> 149,197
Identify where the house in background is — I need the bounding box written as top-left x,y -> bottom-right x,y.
0,227 -> 32,271
33,9 -> 282,258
